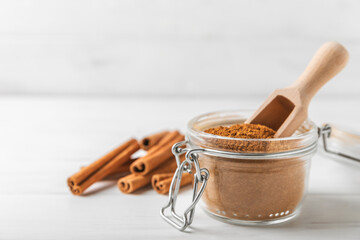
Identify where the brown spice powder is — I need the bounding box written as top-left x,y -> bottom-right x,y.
203,123 -> 296,153
199,123 -> 309,221
204,123 -> 276,139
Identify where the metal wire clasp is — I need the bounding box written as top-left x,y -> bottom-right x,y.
320,124 -> 360,163
160,141 -> 209,231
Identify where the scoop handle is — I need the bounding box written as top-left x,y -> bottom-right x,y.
291,42 -> 349,103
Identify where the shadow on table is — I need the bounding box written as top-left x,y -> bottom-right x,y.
82,181 -> 118,196
187,195 -> 360,234
273,195 -> 360,229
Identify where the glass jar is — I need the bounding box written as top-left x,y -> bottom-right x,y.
160,110 -> 359,231
187,110 -> 318,225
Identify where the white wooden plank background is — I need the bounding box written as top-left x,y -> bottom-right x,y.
0,96 -> 359,239
1,1 -> 360,239
0,0 -> 360,97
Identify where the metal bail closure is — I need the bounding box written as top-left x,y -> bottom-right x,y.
320,124 -> 360,163
160,141 -> 209,231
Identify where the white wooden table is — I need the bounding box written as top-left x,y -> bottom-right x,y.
1,96 -> 359,239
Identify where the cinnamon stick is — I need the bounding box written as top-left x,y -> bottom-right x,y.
100,157 -> 140,180
79,160 -> 133,177
139,131 -> 169,150
79,163 -> 131,181
118,155 -> 180,194
68,139 -> 140,195
100,161 -> 132,180
151,172 -> 193,194
130,131 -> 184,175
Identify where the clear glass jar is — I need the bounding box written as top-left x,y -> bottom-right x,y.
186,110 -> 318,225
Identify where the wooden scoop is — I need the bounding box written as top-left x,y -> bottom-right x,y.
246,42 -> 349,137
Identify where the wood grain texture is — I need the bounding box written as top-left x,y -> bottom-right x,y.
0,1 -> 360,97
0,96 -> 359,239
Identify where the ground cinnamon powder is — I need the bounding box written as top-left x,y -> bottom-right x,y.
197,123 -> 311,222
204,123 -> 276,139
202,123 -> 291,153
